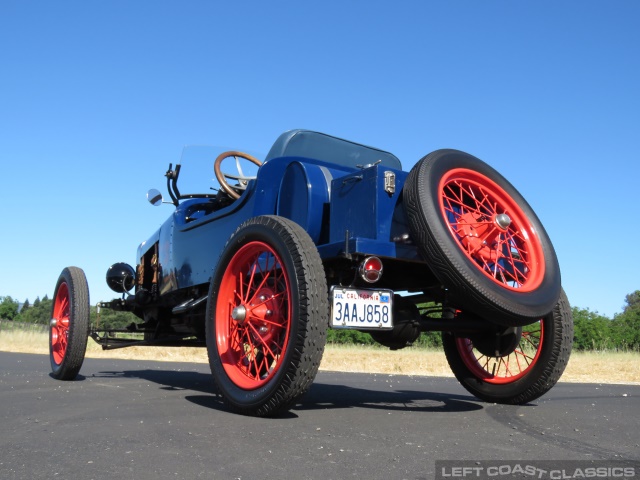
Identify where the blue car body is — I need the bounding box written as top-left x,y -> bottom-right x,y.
138,129 -> 424,298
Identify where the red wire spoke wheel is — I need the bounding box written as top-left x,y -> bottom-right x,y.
404,149 -> 561,326
207,216 -> 328,416
442,289 -> 573,404
439,168 -> 545,293
51,282 -> 71,365
216,241 -> 292,389
455,321 -> 543,384
50,267 -> 90,380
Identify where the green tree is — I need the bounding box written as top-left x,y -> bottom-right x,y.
610,293 -> 640,351
571,307 -> 613,351
0,296 -> 19,320
21,298 -> 30,311
623,290 -> 640,313
17,296 -> 52,325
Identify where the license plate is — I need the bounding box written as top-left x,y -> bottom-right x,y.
330,287 -> 393,330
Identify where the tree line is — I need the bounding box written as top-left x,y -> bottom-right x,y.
0,295 -> 139,331
1,291 -> 639,351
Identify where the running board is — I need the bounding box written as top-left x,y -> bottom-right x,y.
90,331 -> 205,350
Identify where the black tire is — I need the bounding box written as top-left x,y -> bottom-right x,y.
442,289 -> 573,404
403,149 -> 561,326
206,215 -> 328,416
50,267 -> 90,380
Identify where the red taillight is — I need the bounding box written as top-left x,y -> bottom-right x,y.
359,256 -> 383,283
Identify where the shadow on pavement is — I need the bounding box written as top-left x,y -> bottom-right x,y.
93,368 -> 483,416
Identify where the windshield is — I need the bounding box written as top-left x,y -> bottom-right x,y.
264,130 -> 402,171
175,145 -> 264,199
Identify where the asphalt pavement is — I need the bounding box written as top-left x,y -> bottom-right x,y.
1,351 -> 638,480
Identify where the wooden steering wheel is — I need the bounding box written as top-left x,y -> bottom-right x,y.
214,151 -> 263,200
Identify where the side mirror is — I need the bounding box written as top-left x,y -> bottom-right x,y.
146,189 -> 163,206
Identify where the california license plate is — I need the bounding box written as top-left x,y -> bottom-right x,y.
330,287 -> 393,330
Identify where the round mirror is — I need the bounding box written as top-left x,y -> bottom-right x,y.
147,188 -> 163,206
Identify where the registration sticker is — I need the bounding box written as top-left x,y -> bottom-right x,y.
330,286 -> 394,330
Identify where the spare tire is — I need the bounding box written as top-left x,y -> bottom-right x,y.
403,149 -> 561,326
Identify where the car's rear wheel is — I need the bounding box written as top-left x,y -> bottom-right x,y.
206,215 -> 328,416
50,267 -> 90,380
442,289 -> 572,404
403,149 -> 561,326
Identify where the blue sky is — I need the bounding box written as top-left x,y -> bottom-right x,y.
1,1 -> 638,318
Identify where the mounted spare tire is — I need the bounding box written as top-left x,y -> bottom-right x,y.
403,149 -> 561,326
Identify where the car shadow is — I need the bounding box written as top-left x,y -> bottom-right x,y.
296,382 -> 483,413
93,368 -> 484,416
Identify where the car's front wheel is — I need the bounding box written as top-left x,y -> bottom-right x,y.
206,215 -> 328,416
50,267 -> 90,380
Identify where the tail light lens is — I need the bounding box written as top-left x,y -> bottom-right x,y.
359,256 -> 383,283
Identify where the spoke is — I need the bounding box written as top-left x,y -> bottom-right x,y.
514,348 -> 534,365
257,354 -> 269,378
237,270 -> 245,303
473,186 -> 495,216
56,315 -> 69,329
248,323 -> 278,359
442,195 -> 463,215
246,266 -> 277,306
235,156 -> 246,179
509,226 -> 528,244
443,183 -> 465,206
480,354 -> 490,370
242,331 -> 258,374
519,348 -> 536,363
521,332 -> 540,350
514,351 -> 524,373
246,261 -> 258,302
55,295 -> 69,320
458,183 -> 493,217
247,314 -> 286,329
501,357 -> 513,377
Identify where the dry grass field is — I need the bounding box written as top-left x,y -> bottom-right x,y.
1,328 -> 639,384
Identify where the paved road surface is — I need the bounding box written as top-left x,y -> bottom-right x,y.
1,351 -> 638,479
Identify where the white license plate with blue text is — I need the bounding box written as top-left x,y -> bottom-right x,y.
330,287 -> 394,330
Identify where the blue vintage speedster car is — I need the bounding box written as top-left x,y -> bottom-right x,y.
49,130 -> 573,416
